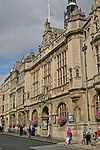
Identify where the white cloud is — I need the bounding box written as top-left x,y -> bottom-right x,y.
0,0 -> 93,59
0,0 -> 93,82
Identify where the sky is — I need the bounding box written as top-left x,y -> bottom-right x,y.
0,0 -> 93,85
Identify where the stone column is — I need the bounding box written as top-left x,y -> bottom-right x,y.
38,104 -> 42,136
24,110 -> 29,127
70,93 -> 81,136
48,102 -> 52,136
16,112 -> 19,126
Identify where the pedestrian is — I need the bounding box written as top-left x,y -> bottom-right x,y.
66,128 -> 72,145
85,131 -> 91,145
91,132 -> 96,148
97,127 -> 100,142
19,125 -> 23,136
82,131 -> 86,144
31,126 -> 36,136
28,126 -> 31,138
97,127 -> 100,138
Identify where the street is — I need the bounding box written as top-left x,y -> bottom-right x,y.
0,134 -> 76,150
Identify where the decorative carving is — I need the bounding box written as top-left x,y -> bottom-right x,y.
70,93 -> 81,103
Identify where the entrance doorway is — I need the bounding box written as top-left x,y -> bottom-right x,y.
42,106 -> 49,136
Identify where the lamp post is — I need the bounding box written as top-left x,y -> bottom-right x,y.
82,44 -> 90,123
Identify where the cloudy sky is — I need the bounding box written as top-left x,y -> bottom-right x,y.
0,0 -> 93,85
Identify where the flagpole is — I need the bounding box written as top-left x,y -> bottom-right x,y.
48,0 -> 51,23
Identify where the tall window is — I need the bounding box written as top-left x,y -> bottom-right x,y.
2,105 -> 4,112
57,50 -> 67,86
57,103 -> 67,117
13,95 -> 15,108
33,70 -> 39,97
76,69 -> 79,77
69,68 -> 72,79
3,95 -> 5,101
23,89 -> 25,104
95,45 -> 100,74
74,66 -> 80,78
43,61 -> 51,90
95,95 -> 100,113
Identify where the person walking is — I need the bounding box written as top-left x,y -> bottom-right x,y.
85,131 -> 91,145
28,126 -> 31,138
97,127 -> 100,143
19,125 -> 23,136
66,128 -> 72,145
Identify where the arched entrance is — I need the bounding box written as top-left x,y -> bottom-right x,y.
42,106 -> 49,136
32,109 -> 38,120
18,113 -> 25,127
31,109 -> 38,126
31,109 -> 38,136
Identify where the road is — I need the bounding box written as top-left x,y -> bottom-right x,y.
0,133 -> 76,150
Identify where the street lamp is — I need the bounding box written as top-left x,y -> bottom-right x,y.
82,44 -> 90,122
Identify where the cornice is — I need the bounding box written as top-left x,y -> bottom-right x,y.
65,28 -> 83,39
90,33 -> 100,45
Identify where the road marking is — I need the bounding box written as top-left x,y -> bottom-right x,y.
29,144 -> 64,150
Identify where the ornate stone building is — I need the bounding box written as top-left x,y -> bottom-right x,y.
0,0 -> 100,141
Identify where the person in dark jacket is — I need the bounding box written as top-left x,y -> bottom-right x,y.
86,131 -> 91,145
19,125 -> 23,136
31,126 -> 36,136
28,126 -> 31,138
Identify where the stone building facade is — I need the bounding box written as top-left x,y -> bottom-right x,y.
0,0 -> 100,141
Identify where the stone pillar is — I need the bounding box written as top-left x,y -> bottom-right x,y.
24,110 -> 29,127
38,104 -> 42,136
48,102 -> 52,136
16,112 -> 19,126
70,92 -> 81,137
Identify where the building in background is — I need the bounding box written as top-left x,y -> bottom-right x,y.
0,0 -> 100,141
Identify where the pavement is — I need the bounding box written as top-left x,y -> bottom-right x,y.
2,132 -> 100,150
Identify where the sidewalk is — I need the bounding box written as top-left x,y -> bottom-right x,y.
2,132 -> 99,150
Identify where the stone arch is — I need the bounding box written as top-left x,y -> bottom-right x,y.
9,115 -> 16,128
18,113 -> 25,126
31,109 -> 38,120
42,106 -> 49,117
42,106 -> 49,130
12,114 -> 16,127
92,94 -> 100,121
57,102 -> 67,117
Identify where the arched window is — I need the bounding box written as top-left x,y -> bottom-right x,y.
76,68 -> 79,78
93,94 -> 100,121
69,68 -> 72,79
74,66 -> 80,78
32,109 -> 38,120
57,102 -> 67,117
